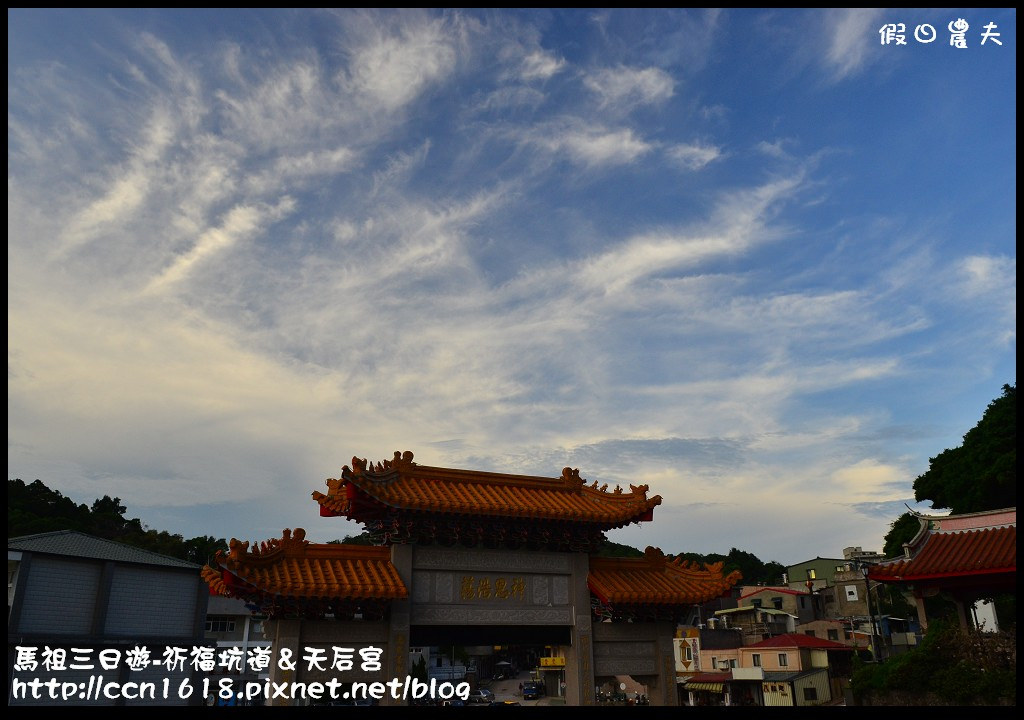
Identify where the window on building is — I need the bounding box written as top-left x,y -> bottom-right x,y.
205,616 -> 235,633
751,598 -> 762,608
772,597 -> 783,610
685,645 -> 693,661
845,585 -> 859,601
804,630 -> 816,637
729,659 -> 738,669
752,654 -> 762,667
827,629 -> 840,641
778,653 -> 789,667
844,630 -> 853,641
803,687 -> 818,701
806,569 -> 816,580
710,656 -> 717,670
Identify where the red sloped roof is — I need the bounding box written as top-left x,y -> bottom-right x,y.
744,633 -> 854,650
587,547 -> 742,606
202,528 -> 407,601
313,451 -> 661,528
870,525 -> 1016,582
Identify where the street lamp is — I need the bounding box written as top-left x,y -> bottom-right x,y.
859,564 -> 879,661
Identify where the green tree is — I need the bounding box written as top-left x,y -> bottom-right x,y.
594,540 -> 643,558
8,478 -> 226,565
913,384 -> 1016,513
882,512 -> 921,558
327,532 -> 374,545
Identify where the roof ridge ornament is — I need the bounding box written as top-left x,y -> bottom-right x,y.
562,466 -> 586,492
345,451 -> 416,479
644,546 -> 666,569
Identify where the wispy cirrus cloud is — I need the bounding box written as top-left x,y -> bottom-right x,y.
517,120 -> 654,167
144,197 -> 297,294
7,9 -> 1014,565
668,142 -> 722,170
822,8 -> 885,82
519,49 -> 566,81
583,65 -> 674,110
340,17 -> 457,113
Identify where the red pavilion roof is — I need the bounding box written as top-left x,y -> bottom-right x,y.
202,528 -> 407,601
313,451 -> 661,529
869,508 -> 1016,583
588,547 -> 742,606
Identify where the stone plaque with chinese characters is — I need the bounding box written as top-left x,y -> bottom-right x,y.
409,548 -> 576,625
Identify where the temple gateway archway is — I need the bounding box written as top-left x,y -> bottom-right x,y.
203,451 -> 740,705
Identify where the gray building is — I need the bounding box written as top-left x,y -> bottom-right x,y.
8,530 -> 208,705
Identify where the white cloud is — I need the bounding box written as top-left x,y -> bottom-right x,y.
958,255 -> 1016,298
823,8 -> 884,81
7,9 -> 1014,566
668,142 -> 722,170
573,174 -> 801,294
831,459 -> 907,502
144,197 -> 297,294
477,86 -> 546,112
342,18 -> 456,113
519,50 -> 566,81
955,254 -> 1017,345
756,139 -> 792,159
583,66 -> 674,110
521,122 -> 654,167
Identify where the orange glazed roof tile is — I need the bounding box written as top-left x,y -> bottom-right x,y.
588,547 -> 742,606
870,508 -> 1016,582
870,526 -> 1016,581
313,451 -> 662,528
203,528 -> 407,601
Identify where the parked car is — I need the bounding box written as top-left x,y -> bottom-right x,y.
522,682 -> 544,700
468,689 -> 495,704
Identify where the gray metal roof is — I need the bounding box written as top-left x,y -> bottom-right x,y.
762,669 -> 828,683
8,530 -> 201,570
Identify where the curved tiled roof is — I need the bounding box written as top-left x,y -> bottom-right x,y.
204,535 -> 739,608
203,528 -> 407,601
588,547 -> 742,606
870,525 -> 1016,582
313,451 -> 662,528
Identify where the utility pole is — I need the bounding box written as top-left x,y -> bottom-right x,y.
860,563 -> 880,661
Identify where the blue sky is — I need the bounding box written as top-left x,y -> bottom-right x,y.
8,9 -> 1016,565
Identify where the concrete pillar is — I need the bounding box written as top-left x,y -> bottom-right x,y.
268,618 -> 302,706
654,622 -> 679,706
565,552 -> 595,705
386,544 -> 414,706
